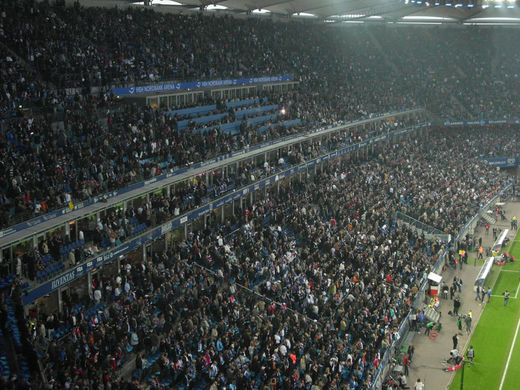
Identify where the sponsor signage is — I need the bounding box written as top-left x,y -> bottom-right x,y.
483,157 -> 518,168
443,119 -> 520,126
111,75 -> 293,96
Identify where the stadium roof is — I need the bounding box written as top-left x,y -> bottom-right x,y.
87,0 -> 520,24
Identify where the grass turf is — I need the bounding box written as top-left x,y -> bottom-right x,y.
449,238 -> 520,390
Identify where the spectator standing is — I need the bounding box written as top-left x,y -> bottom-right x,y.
425,321 -> 435,336
452,334 -> 459,350
454,296 -> 461,315
415,378 -> 425,390
418,310 -> 425,328
466,346 -> 475,366
403,354 -> 411,376
480,287 -> 486,303
400,373 -> 410,389
408,344 -> 415,360
465,314 -> 472,333
410,311 -> 417,331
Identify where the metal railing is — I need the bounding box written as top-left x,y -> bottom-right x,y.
395,211 -> 451,242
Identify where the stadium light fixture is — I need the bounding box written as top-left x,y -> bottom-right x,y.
292,12 -> 318,18
330,14 -> 366,18
206,4 -> 228,10
252,8 -> 271,14
468,17 -> 520,21
396,0 -> 517,10
464,22 -> 520,25
397,21 -> 443,24
402,15 -> 456,20
131,0 -> 183,5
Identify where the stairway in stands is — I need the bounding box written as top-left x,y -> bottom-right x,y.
4,294 -> 32,384
480,211 -> 497,226
0,276 -> 39,384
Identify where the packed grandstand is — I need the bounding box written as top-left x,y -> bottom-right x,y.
0,0 -> 519,389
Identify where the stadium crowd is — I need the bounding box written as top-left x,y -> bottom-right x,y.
1,1 -> 520,228
0,1 -> 519,389
2,125 -> 507,390
7,116 -> 417,287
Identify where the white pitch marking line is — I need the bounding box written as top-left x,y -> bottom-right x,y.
500,270 -> 520,273
491,295 -> 517,299
499,313 -> 520,390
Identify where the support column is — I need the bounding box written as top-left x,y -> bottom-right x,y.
58,288 -> 63,313
65,222 -> 70,241
10,246 -> 14,275
87,271 -> 93,296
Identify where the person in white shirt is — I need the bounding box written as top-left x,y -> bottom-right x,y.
414,378 -> 424,390
93,289 -> 102,303
400,373 -> 410,389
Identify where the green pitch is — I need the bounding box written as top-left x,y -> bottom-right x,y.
450,237 -> 520,390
